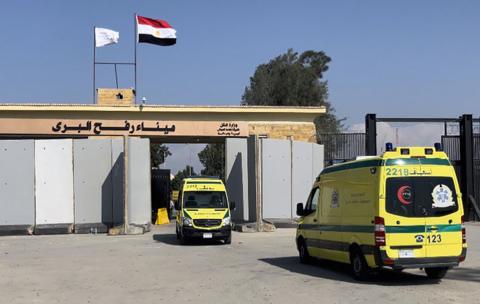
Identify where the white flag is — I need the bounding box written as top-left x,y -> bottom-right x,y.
95,27 -> 119,47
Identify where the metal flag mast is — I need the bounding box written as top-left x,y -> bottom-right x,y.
134,13 -> 138,104
93,23 -> 136,104
93,26 -> 96,104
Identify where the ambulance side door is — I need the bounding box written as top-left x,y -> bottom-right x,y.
302,187 -> 321,257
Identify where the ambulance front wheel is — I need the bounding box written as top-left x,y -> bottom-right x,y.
175,225 -> 180,239
224,234 -> 232,244
178,227 -> 189,245
425,267 -> 448,279
179,233 -> 189,245
298,239 -> 311,264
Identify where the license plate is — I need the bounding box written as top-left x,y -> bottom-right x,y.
203,233 -> 213,239
399,249 -> 414,258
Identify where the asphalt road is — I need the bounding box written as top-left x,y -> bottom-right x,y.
0,223 -> 479,304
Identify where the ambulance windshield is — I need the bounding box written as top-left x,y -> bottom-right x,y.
183,191 -> 228,209
386,177 -> 458,217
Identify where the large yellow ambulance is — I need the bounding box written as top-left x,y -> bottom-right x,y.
175,177 -> 235,244
296,144 -> 467,280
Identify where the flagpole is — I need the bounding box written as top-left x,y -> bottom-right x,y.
134,13 -> 137,104
93,26 -> 96,104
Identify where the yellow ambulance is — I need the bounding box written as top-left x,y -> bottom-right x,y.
175,177 -> 235,244
296,144 -> 467,280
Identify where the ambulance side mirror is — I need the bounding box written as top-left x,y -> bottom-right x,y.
296,203 -> 305,216
174,201 -> 181,211
230,201 -> 236,210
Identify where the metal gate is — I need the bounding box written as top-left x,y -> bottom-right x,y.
442,135 -> 462,180
442,135 -> 480,220
317,133 -> 366,166
260,139 -> 324,220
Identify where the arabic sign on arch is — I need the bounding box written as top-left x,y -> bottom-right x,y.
0,119 -> 248,137
51,120 -> 176,135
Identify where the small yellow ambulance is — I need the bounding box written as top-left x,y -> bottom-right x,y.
296,144 -> 467,280
175,177 -> 235,244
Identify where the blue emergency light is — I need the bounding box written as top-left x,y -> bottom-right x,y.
434,142 -> 443,151
385,142 -> 394,152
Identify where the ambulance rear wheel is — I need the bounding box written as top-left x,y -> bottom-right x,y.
351,250 -> 370,281
425,267 -> 448,279
298,239 -> 311,264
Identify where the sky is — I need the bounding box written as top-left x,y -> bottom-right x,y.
1,1 -> 479,171
162,143 -> 204,174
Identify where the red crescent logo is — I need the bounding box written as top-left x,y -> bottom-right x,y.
397,185 -> 413,205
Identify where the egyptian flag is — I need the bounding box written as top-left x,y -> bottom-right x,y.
137,15 -> 176,46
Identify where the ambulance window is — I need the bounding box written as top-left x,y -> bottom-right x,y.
306,187 -> 320,213
386,177 -> 458,217
183,191 -> 228,209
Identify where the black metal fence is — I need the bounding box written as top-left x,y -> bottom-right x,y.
317,133 -> 366,166
442,135 -> 480,221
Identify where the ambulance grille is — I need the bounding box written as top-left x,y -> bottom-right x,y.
194,219 -> 221,227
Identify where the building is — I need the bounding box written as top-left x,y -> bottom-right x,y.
0,103 -> 325,235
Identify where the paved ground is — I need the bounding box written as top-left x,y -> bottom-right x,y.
0,223 -> 479,304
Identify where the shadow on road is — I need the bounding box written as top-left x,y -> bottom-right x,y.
260,256 -> 443,286
152,233 -> 225,246
445,267 -> 480,283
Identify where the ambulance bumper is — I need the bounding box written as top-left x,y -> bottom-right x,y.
375,248 -> 467,270
182,226 -> 231,239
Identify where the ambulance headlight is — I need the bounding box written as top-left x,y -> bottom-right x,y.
183,217 -> 193,226
222,217 -> 231,226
